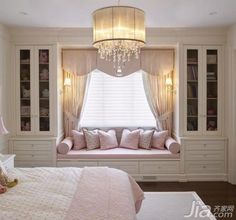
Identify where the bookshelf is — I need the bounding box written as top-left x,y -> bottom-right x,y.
187,49 -> 199,131
16,46 -> 53,135
184,46 -> 222,135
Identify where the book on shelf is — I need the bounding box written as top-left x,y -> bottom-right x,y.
207,54 -> 217,64
207,72 -> 217,80
187,103 -> 197,116
187,84 -> 197,98
187,58 -> 197,63
187,65 -> 198,80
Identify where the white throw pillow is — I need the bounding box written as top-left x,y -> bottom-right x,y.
120,129 -> 140,150
139,129 -> 155,149
72,130 -> 86,150
98,129 -> 118,150
151,130 -> 168,149
83,129 -> 100,150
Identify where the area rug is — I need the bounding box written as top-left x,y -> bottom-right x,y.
137,192 -> 216,220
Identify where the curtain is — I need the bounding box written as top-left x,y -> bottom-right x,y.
62,48 -> 174,135
63,71 -> 91,136
63,49 -> 140,77
141,50 -> 174,135
62,50 -> 96,136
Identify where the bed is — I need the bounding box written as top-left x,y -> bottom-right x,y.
0,167 -> 144,220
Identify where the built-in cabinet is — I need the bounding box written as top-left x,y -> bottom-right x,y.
181,45 -> 227,181
184,45 -> 223,136
9,45 -> 59,167
182,138 -> 227,181
16,46 -> 53,135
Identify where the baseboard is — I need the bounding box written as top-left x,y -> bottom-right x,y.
186,173 -> 228,181
228,174 -> 236,185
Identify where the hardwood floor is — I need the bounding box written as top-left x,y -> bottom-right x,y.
138,181 -> 236,220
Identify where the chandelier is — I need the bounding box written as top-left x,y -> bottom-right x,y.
92,6 -> 146,74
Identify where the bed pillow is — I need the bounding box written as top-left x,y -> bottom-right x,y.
151,130 -> 168,149
98,129 -> 118,150
120,129 -> 140,150
139,129 -> 154,149
57,137 -> 73,154
72,130 -> 86,150
83,129 -> 100,150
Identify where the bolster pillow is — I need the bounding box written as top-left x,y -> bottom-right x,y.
57,137 -> 73,154
165,137 -> 180,154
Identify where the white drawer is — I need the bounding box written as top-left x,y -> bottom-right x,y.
15,151 -> 52,161
185,141 -> 224,151
15,161 -> 53,168
186,161 -> 225,173
139,161 -> 180,174
13,141 -> 52,151
98,161 -> 139,174
57,161 -> 98,167
185,150 -> 224,161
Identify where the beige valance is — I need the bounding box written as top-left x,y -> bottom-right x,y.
62,49 -> 174,76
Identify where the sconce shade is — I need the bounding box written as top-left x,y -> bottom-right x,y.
64,77 -> 71,86
0,116 -> 9,135
166,77 -> 173,86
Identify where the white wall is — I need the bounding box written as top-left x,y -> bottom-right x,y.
226,24 -> 236,184
0,24 -> 10,153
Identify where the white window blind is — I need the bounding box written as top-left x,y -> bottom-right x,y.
80,70 -> 156,127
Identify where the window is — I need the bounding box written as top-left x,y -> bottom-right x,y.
80,70 -> 156,127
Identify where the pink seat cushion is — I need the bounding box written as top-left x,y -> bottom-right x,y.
57,148 -> 180,160
120,129 -> 140,150
98,129 -> 118,150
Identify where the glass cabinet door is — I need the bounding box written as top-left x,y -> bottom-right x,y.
205,49 -> 218,131
186,49 -> 199,131
20,49 -> 32,132
38,49 -> 50,132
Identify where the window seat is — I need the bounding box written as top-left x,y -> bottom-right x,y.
57,148 -> 180,160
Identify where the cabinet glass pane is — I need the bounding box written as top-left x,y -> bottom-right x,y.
187,49 -> 198,131
38,49 -> 50,131
206,49 -> 218,131
20,50 -> 31,131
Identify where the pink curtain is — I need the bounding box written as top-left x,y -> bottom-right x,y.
141,50 -> 174,134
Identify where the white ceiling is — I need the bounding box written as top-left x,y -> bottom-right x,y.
0,0 -> 236,28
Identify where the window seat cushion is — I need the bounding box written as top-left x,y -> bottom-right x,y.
57,148 -> 180,160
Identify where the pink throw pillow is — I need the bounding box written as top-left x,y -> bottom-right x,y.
151,130 -> 168,149
72,130 -> 86,150
120,129 -> 140,150
83,129 -> 100,150
98,130 -> 118,150
139,129 -> 154,149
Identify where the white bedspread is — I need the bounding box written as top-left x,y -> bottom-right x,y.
0,167 -> 142,220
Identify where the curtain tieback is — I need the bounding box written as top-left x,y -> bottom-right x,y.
158,111 -> 172,121
65,111 -> 77,122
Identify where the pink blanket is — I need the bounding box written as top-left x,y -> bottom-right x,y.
65,167 -> 144,220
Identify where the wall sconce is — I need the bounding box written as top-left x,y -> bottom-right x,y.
166,77 -> 176,93
64,77 -> 71,86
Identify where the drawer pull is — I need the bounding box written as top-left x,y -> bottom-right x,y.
203,165 -> 206,169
